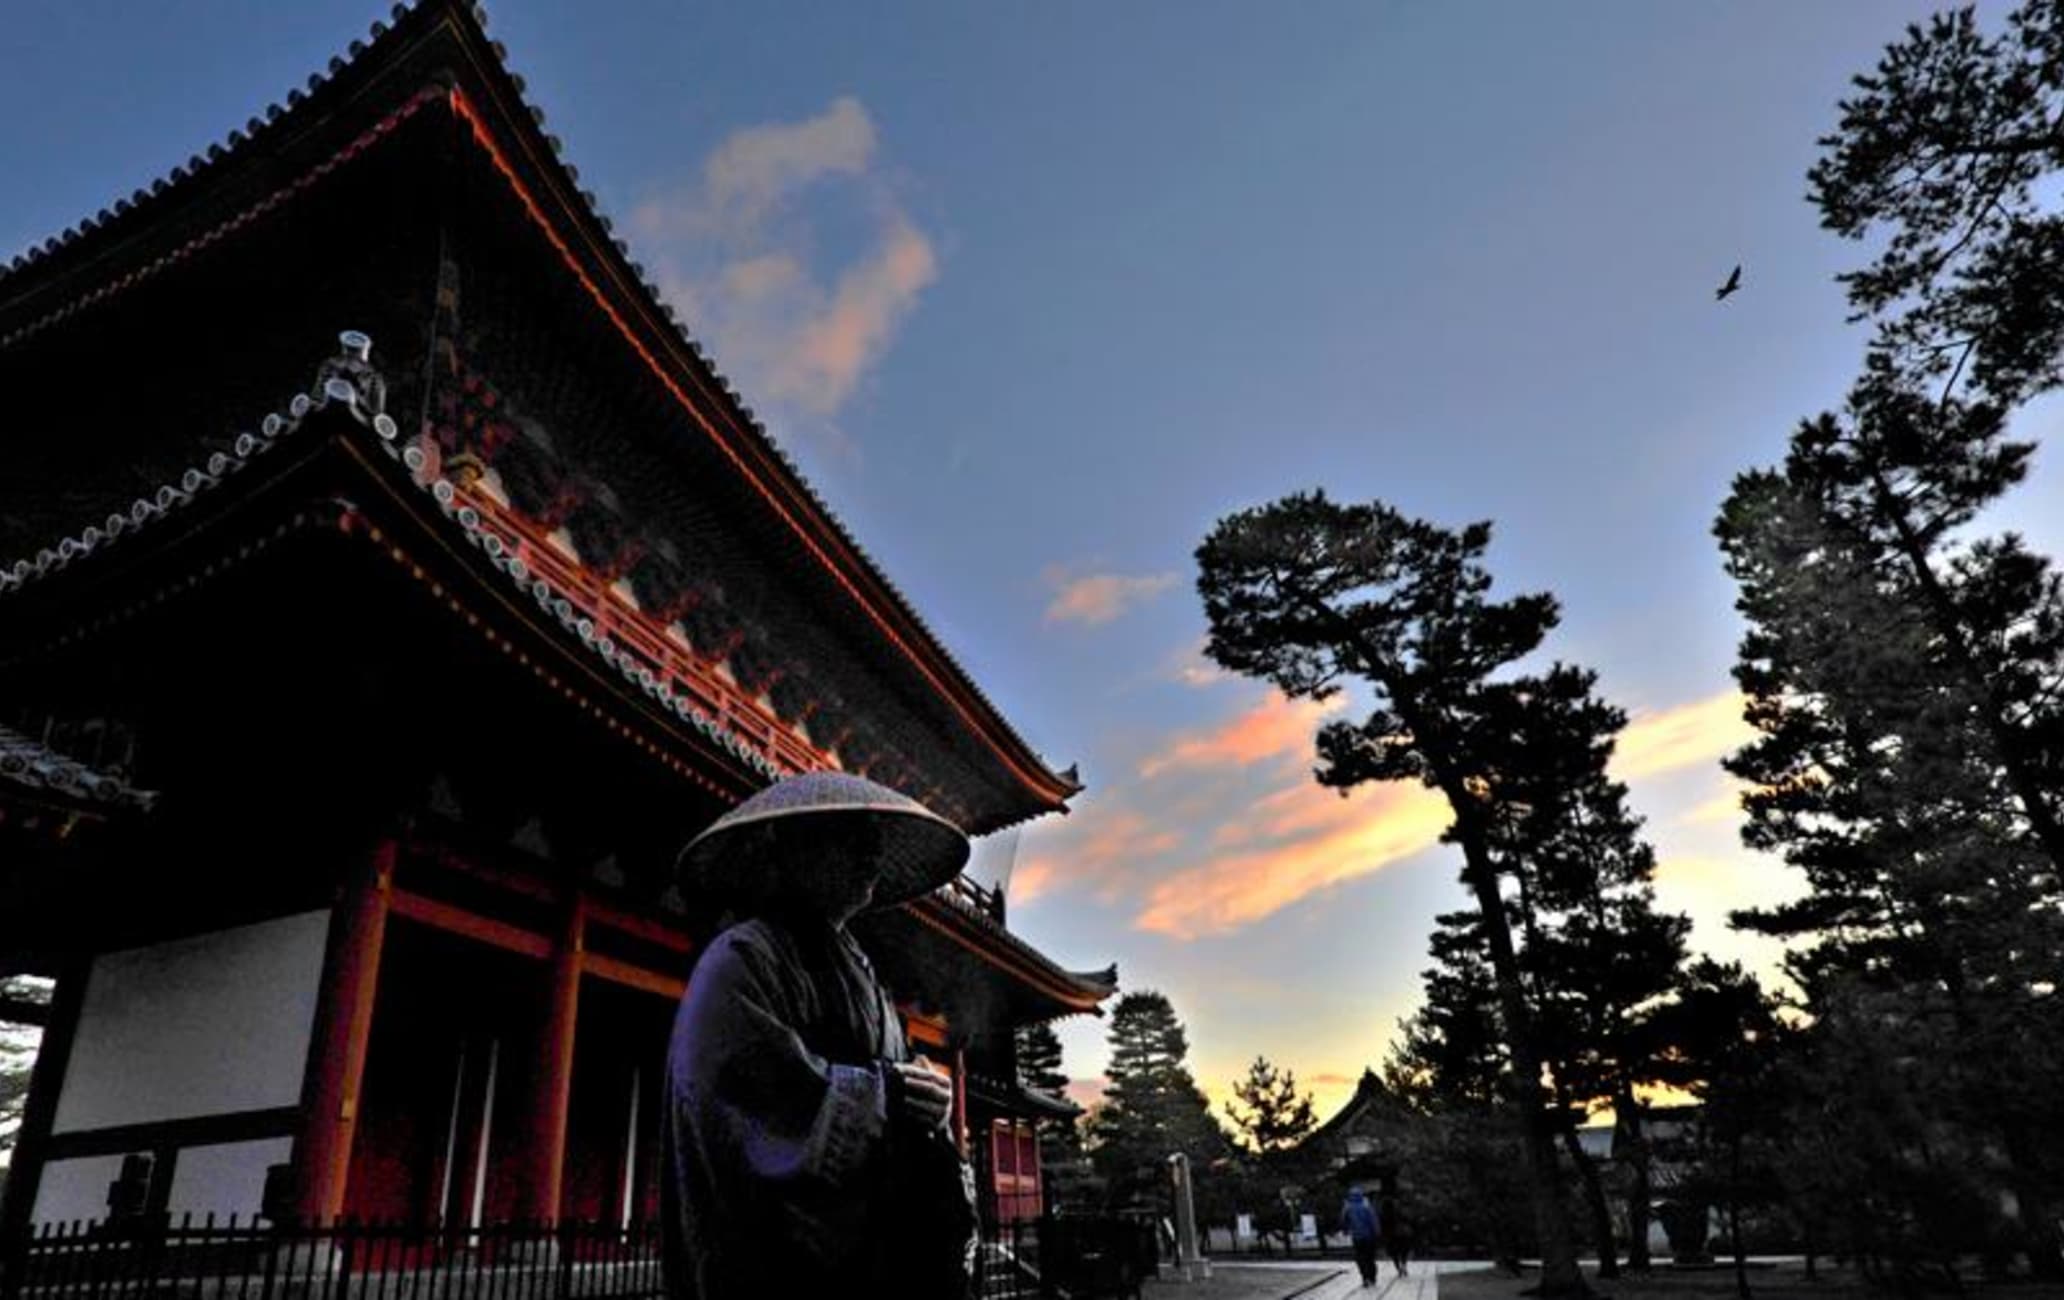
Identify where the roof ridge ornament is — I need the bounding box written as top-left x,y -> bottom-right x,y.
315,328 -> 391,430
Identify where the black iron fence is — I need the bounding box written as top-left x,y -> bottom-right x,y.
972,1212 -> 1158,1300
2,1217 -> 662,1300
4,1212 -> 1157,1300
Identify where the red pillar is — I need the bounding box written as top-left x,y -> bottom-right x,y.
523,898 -> 584,1224
953,1046 -> 970,1159
292,841 -> 395,1225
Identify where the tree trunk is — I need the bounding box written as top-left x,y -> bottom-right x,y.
1560,1124 -> 1619,1278
1729,1134 -> 1751,1300
1468,1145 -> 1526,1277
1615,1085 -> 1653,1271
2001,1148 -> 2064,1280
1945,974 -> 2062,1280
1319,606 -> 1586,1294
1453,847 -> 1587,1294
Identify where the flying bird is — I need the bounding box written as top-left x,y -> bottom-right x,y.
1716,264 -> 1742,301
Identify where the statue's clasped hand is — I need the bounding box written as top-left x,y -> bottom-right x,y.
889,1058 -> 953,1134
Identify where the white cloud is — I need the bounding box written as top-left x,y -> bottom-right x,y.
632,97 -> 935,433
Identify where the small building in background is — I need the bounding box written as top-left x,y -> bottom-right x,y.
1297,1069 -> 1414,1195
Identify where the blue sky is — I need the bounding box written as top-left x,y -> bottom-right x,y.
6,1 -> 2058,1121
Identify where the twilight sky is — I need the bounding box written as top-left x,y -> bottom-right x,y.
6,1 -> 2061,1123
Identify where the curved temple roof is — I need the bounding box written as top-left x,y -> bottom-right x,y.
0,343 -> 1115,1013
0,0 -> 1081,827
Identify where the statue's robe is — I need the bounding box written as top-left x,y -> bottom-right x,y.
662,913 -> 955,1298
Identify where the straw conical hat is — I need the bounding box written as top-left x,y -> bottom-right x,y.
676,770 -> 970,910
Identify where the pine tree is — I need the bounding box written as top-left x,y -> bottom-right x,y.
1018,1021 -> 1069,1099
1088,991 -> 1225,1211
1224,1056 -> 1317,1158
1390,912 -> 1509,1111
1387,912 -> 1532,1271
1717,400 -> 2064,1270
1222,1057 -> 1319,1255
1476,664 -> 1694,1274
1197,493 -> 1590,1292
1810,3 -> 2064,412
1743,11 -> 2064,1267
1016,1020 -> 1086,1193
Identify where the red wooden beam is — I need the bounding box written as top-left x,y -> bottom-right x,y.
583,898 -> 693,955
582,952 -> 686,1001
389,889 -> 552,960
409,840 -> 560,905
903,1008 -> 949,1050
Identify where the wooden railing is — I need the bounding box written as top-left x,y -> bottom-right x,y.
451,476 -> 832,778
939,873 -> 1008,924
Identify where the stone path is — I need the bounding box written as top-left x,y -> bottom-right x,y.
1297,1265 -> 1440,1300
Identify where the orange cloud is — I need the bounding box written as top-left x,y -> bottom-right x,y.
1134,783 -> 1452,938
1064,1077 -> 1107,1112
1021,687 -> 1760,939
1044,570 -> 1181,626
1252,778 -> 1368,839
1015,805 -> 1183,907
1612,691 -> 1753,780
1140,692 -> 1344,778
1684,779 -> 1751,826
1010,858 -> 1058,906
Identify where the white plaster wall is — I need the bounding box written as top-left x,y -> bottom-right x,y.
53,910 -> 330,1133
166,1138 -> 293,1221
32,1154 -> 127,1226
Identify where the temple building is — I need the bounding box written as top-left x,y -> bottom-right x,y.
1297,1070 -> 1409,1194
0,0 -> 1111,1243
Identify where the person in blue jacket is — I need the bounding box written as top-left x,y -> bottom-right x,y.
1341,1186 -> 1382,1287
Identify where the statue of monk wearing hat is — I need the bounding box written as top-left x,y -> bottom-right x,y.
660,771 -> 979,1299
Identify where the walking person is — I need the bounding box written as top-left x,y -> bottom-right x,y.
1341,1186 -> 1382,1287
660,772 -> 979,1299
1381,1194 -> 1414,1278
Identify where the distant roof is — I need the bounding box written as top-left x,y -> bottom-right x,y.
1304,1069 -> 1399,1145
915,877 -> 1119,1016
965,1071 -> 1083,1122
